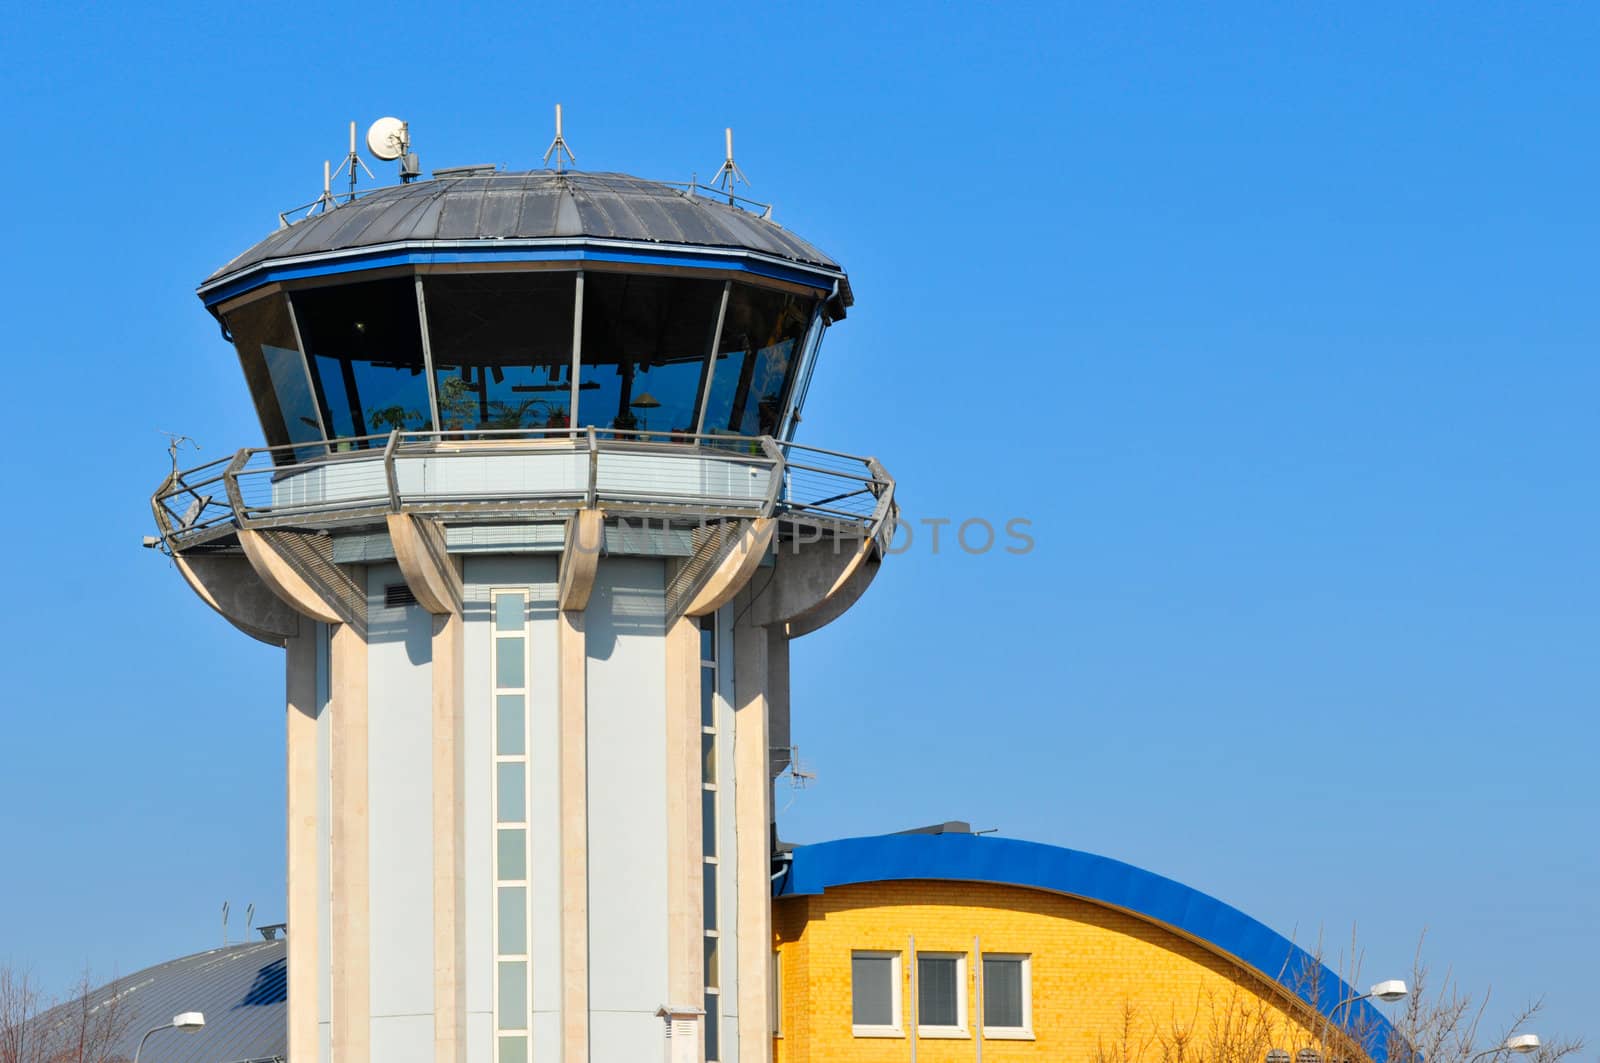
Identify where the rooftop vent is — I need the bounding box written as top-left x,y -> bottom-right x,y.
385,584 -> 417,608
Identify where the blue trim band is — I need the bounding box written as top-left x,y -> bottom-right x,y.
199,243 -> 839,307
776,833 -> 1396,1060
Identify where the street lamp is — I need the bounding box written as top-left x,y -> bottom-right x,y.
1329,979 -> 1409,1022
132,1011 -> 205,1063
1470,1035 -> 1543,1063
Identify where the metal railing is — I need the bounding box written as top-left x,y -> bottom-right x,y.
151,427 -> 895,554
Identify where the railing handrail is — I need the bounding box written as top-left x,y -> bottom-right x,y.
153,430 -> 894,554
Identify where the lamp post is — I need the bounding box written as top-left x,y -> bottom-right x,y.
132,1011 -> 205,1063
1470,1035 -> 1543,1063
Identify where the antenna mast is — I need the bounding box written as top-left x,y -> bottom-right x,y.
330,120 -> 375,201
710,127 -> 750,204
543,104 -> 577,172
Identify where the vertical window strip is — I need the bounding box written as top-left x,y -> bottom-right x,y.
699,614 -> 720,1061
492,591 -> 531,1062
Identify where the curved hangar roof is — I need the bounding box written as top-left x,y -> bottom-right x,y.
30,939 -> 285,1063
777,832 -> 1399,1062
201,169 -> 851,313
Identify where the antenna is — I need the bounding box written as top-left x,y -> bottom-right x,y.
543,104 -> 577,172
330,120 -> 375,201
160,432 -> 198,477
775,744 -> 815,813
710,127 -> 750,204
367,116 -> 421,182
244,903 -> 256,940
221,900 -> 230,946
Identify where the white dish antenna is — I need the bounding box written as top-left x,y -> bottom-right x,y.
366,117 -> 408,161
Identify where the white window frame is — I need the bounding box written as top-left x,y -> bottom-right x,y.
980,953 -> 1034,1040
915,951 -> 969,1039
850,950 -> 903,1038
771,951 -> 782,1037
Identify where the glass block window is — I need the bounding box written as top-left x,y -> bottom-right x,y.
700,614 -> 722,1060
492,591 -> 530,1061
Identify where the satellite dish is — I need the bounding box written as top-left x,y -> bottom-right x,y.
366,117 -> 407,161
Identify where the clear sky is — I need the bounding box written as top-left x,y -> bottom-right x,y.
0,0 -> 1594,1047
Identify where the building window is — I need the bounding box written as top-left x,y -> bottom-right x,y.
981,954 -> 1033,1039
916,953 -> 968,1038
771,952 -> 782,1037
850,951 -> 902,1037
699,615 -> 722,1060
491,591 -> 530,1063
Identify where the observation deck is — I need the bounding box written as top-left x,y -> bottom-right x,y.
152,428 -> 895,556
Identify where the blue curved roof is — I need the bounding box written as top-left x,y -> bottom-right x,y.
776,833 -> 1396,1061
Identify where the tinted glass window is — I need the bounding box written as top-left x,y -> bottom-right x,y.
852,954 -> 894,1027
424,272 -> 576,432
291,279 -> 431,442
983,957 -> 1024,1028
577,273 -> 723,436
224,294 -> 324,460
917,955 -> 959,1027
701,284 -> 813,437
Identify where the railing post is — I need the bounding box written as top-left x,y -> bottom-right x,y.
758,436 -> 786,517
223,448 -> 251,525
383,429 -> 402,513
586,425 -> 599,509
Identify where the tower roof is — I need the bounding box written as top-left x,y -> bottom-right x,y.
204,170 -> 848,300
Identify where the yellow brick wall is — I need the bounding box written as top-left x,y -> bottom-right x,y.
773,880 -> 1327,1063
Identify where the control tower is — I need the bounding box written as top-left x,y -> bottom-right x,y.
152,164 -> 895,1063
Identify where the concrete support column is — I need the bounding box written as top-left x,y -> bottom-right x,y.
432,612 -> 465,1063
285,627 -> 318,1063
664,618 -> 704,1008
733,612 -> 773,1061
330,623 -> 370,1063
559,608 -> 589,1062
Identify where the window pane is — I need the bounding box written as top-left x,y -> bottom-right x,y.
497,961 -> 527,1029
918,956 -> 959,1028
496,694 -> 525,756
704,1001 -> 720,1061
983,958 -> 1024,1028
852,954 -> 894,1027
497,1035 -> 528,1063
496,638 -> 525,688
494,594 -> 524,632
225,294 -> 324,460
425,273 -> 576,432
292,279 -> 431,440
497,762 -> 525,823
699,619 -> 715,661
497,828 -> 526,880
702,863 -> 717,930
702,789 -> 716,850
701,284 -> 814,438
497,885 -> 527,955
704,936 -> 719,989
701,732 -> 716,782
700,666 -> 716,728
577,273 -> 723,435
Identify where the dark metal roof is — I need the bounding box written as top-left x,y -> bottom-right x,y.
31,940 -> 285,1063
206,170 -> 844,285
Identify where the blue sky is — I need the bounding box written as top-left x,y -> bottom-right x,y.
1,0 -> 1594,1046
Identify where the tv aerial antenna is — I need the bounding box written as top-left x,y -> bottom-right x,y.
709,127 -> 749,204
776,745 -> 816,813
330,120 -> 375,201
159,431 -> 198,476
367,116 -> 421,182
543,103 -> 577,172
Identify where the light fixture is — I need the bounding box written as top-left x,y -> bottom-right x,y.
1469,1034 -> 1542,1063
133,1012 -> 205,1063
1369,979 -> 1409,1003
630,392 -> 662,409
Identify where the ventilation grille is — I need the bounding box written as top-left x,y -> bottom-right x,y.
385,583 -> 417,608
